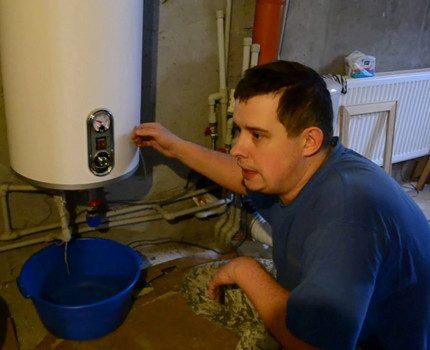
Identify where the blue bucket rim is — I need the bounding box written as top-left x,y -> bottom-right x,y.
18,237 -> 142,309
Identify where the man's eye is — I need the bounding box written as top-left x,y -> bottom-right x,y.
252,132 -> 262,140
232,126 -> 240,138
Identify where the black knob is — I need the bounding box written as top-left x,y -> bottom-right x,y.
94,152 -> 110,170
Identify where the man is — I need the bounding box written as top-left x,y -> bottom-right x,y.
132,61 -> 430,349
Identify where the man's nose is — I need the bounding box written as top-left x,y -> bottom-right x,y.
230,135 -> 247,159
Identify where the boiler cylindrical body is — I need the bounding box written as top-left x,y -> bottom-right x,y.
0,0 -> 143,189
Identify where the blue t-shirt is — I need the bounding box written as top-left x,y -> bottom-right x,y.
250,138 -> 430,349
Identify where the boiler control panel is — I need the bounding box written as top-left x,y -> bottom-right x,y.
87,109 -> 114,176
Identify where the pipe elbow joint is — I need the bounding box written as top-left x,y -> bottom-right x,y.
251,43 -> 261,53
209,111 -> 217,124
208,92 -> 223,105
243,37 -> 253,46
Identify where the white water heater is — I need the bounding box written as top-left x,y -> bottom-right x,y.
0,0 -> 143,189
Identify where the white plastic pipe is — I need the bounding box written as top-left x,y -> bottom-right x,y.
216,10 -> 228,147
0,211 -> 157,251
78,212 -> 163,234
208,91 -> 223,150
221,204 -> 236,234
225,117 -> 234,151
215,210 -> 229,237
214,193 -> 240,245
0,224 -> 59,241
2,184 -> 39,192
242,37 -> 252,76
216,10 -> 227,90
0,189 -> 11,238
249,212 -> 273,246
208,92 -> 223,124
0,183 -> 41,240
0,185 -> 231,251
224,0 -> 232,75
54,195 -> 72,242
218,204 -> 241,245
220,89 -> 228,149
227,88 -> 235,115
0,195 -> 231,251
0,234 -> 56,253
195,205 -> 227,219
250,43 -> 261,68
0,195 -> 229,251
229,205 -> 242,243
214,193 -> 234,237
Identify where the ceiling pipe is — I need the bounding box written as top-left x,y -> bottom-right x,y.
252,0 -> 286,65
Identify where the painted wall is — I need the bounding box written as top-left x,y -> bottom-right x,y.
280,0 -> 430,74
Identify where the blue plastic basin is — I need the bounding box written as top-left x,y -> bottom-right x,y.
18,237 -> 143,340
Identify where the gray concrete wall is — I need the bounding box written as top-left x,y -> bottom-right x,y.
280,0 -> 430,74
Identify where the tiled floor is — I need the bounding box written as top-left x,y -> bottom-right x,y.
0,181 -> 429,349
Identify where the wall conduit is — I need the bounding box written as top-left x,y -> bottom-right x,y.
252,0 -> 286,65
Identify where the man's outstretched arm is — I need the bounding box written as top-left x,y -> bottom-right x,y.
132,122 -> 245,194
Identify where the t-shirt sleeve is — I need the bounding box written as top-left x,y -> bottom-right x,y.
286,225 -> 386,349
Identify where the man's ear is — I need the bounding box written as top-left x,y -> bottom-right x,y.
301,127 -> 324,157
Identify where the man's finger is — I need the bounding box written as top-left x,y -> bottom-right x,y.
207,281 -> 219,301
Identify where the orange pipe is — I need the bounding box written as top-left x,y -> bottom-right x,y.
252,0 -> 285,65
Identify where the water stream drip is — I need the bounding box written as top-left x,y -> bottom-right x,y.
64,241 -> 70,275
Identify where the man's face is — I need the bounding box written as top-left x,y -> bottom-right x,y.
231,94 -> 305,196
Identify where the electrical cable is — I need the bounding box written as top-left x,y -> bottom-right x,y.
139,148 -> 147,178
231,195 -> 249,248
127,238 -> 233,255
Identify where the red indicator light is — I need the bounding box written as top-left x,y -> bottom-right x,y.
96,137 -> 107,150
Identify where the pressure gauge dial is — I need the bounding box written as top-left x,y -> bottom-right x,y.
91,110 -> 112,132
87,109 -> 115,176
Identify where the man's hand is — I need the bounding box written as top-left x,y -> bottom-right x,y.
131,122 -> 183,158
207,257 -> 318,349
131,122 -> 246,195
207,257 -> 259,303
207,259 -> 239,302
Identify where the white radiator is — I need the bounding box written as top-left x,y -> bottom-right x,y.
334,69 -> 430,165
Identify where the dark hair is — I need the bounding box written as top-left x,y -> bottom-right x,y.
234,61 -> 333,148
